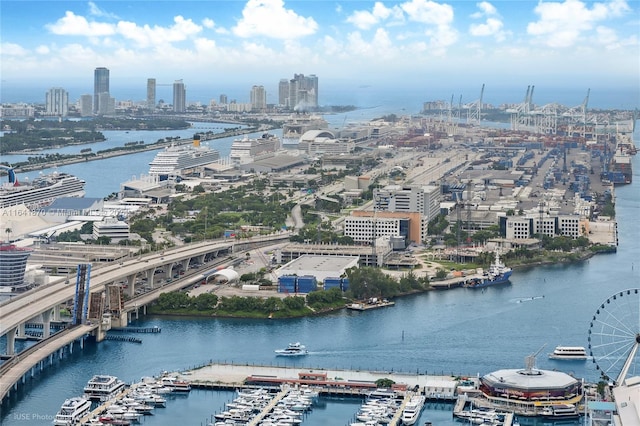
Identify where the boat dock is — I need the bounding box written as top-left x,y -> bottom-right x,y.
246,388 -> 289,426
346,300 -> 396,311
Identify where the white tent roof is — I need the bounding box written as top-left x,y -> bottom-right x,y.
211,268 -> 239,283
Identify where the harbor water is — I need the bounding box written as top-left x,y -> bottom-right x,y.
0,117 -> 638,425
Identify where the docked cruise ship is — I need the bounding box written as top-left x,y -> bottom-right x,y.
148,136 -> 220,179
229,133 -> 281,164
0,167 -> 86,209
282,113 -> 328,146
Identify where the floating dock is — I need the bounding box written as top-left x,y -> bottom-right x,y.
347,300 -> 396,311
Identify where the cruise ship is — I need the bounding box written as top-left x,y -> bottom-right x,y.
282,113 -> 328,146
148,136 -> 220,179
0,167 -> 86,209
229,133 -> 281,164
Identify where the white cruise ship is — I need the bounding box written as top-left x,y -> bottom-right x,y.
282,113 -> 328,146
53,396 -> 92,425
0,168 -> 85,209
229,133 -> 281,164
148,137 -> 220,179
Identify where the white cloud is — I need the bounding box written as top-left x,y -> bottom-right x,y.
116,16 -> 202,48
469,2 -> 507,41
202,18 -> 215,29
88,2 -> 119,20
232,0 -> 318,39
346,2 -> 404,30
1,42 -> 29,56
401,0 -> 454,26
46,11 -> 116,36
527,0 -> 631,48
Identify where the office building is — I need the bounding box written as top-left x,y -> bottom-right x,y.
373,185 -> 441,222
147,78 -> 156,110
0,243 -> 32,289
219,94 -> 228,105
250,85 -> 266,112
173,79 -> 186,112
278,79 -> 289,107
45,87 -> 68,116
93,67 -> 109,113
93,218 -> 130,242
97,92 -> 115,115
79,94 -> 93,116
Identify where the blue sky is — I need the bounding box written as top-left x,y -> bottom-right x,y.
1,0 -> 639,105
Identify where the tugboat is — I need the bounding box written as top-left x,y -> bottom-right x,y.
275,342 -> 308,356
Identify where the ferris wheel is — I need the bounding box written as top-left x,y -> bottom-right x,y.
588,288 -> 640,384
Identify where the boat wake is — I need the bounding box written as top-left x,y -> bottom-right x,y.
513,295 -> 545,303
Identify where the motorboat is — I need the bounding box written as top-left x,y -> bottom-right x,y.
53,396 -> 92,425
274,342 -> 308,356
159,376 -> 191,392
548,346 -> 588,360
401,395 -> 426,425
84,375 -> 126,401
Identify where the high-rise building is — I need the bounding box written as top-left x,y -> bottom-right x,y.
219,94 -> 228,105
93,67 -> 109,113
79,94 -> 93,116
250,85 -> 266,112
0,243 -> 32,289
97,92 -> 115,115
173,79 -> 186,112
147,78 -> 156,110
45,87 -> 68,116
278,79 -> 290,107
287,73 -> 319,110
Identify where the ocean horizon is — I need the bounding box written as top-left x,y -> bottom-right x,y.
2,83 -> 638,112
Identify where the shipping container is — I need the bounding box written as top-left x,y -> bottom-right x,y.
297,275 -> 317,293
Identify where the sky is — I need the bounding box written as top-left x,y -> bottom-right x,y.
1,0 -> 639,106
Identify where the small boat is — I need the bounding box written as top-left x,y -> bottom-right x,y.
548,346 -> 588,360
275,342 -> 308,356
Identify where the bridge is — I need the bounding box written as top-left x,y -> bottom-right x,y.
0,234 -> 289,403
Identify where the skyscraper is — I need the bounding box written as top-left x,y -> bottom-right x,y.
287,74 -> 319,111
250,85 -> 267,112
45,87 -> 68,116
79,94 -> 93,117
278,79 -> 290,107
219,94 -> 228,105
93,67 -> 109,113
147,78 -> 156,110
173,79 -> 186,112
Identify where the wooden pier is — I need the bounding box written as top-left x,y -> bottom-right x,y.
246,388 -> 289,426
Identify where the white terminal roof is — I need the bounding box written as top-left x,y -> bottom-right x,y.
482,368 -> 579,390
276,254 -> 359,282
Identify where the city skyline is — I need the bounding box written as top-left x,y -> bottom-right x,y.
1,0 -> 638,102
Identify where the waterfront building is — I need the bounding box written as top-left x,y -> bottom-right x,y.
276,255 -> 359,292
79,94 -> 92,117
93,67 -> 109,114
374,184 -> 441,223
502,214 -> 587,240
250,85 -> 267,112
97,92 -> 115,115
45,87 -> 68,117
0,243 -> 32,289
298,130 -> 355,156
93,218 -> 130,242
0,104 -> 35,118
147,78 -> 156,110
173,79 -> 186,112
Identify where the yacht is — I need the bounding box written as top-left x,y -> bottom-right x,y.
401,395 -> 426,425
274,342 -> 308,356
159,376 -> 191,392
83,375 -> 126,401
548,346 -> 588,360
52,396 -> 92,425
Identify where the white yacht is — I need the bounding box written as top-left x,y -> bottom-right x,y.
52,396 -> 92,425
401,395 -> 425,425
83,375 -> 126,401
274,342 -> 308,356
548,346 -> 588,360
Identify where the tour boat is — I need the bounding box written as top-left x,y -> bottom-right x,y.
540,404 -> 580,419
53,396 -> 92,425
548,346 -> 588,360
83,375 -> 126,401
